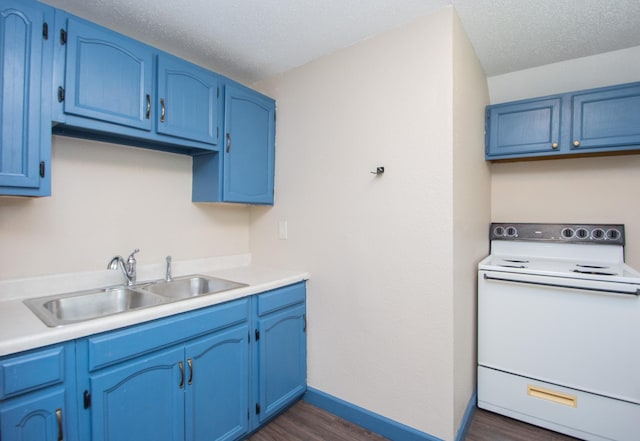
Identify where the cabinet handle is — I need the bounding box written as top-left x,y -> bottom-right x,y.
160,98 -> 166,123
551,142 -> 558,149
178,361 -> 184,388
573,140 -> 580,147
187,358 -> 193,385
226,133 -> 231,153
56,408 -> 64,441
145,94 -> 151,119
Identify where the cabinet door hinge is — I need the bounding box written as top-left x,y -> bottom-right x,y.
39,161 -> 45,178
255,329 -> 260,341
60,29 -> 67,45
303,313 -> 307,333
255,403 -> 261,415
217,87 -> 219,98
247,409 -> 250,421
83,390 -> 91,409
57,86 -> 65,102
43,22 -> 49,40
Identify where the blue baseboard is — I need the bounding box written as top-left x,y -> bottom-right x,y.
304,387 -> 443,441
304,387 -> 478,441
455,390 -> 477,441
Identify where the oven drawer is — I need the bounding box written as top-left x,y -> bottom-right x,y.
478,270 -> 640,404
478,366 -> 640,441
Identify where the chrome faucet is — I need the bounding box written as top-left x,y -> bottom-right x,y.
165,255 -> 172,282
108,248 -> 140,286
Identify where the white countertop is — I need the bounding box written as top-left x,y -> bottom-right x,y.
0,255 -> 309,356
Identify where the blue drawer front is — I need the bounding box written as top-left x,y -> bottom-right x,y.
0,345 -> 65,399
87,298 -> 249,371
257,282 -> 306,316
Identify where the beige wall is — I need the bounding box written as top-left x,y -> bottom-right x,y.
489,47 -> 640,268
252,7 -> 488,440
0,136 -> 250,279
451,12 -> 490,436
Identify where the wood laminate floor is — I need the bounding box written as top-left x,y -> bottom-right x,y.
247,401 -> 583,441
466,409 -> 581,441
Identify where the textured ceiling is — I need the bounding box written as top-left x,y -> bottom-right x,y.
41,0 -> 640,84
454,0 -> 640,76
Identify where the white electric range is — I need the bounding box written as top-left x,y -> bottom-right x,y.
478,223 -> 640,441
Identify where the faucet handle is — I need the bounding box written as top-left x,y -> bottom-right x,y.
165,255 -> 173,282
127,248 -> 140,262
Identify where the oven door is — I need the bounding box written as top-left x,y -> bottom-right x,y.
478,270 -> 640,404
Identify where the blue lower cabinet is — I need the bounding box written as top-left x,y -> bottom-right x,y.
0,388 -> 66,441
6,285 -> 307,441
255,283 -> 307,425
185,325 -> 250,441
89,347 -> 185,441
0,342 -> 77,441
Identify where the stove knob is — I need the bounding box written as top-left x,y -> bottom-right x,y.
506,226 -> 517,237
575,228 -> 589,239
493,226 -> 505,237
606,229 -> 621,241
561,227 -> 574,239
591,228 -> 605,240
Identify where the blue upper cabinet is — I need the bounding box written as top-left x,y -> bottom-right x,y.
63,16 -> 153,131
191,83 -> 276,204
486,82 -> 640,161
224,84 -> 276,204
571,83 -> 640,152
486,97 -> 561,157
53,13 -> 221,153
0,0 -> 53,196
157,54 -> 219,145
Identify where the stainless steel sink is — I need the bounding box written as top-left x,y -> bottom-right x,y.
138,275 -> 247,299
24,275 -> 247,327
25,286 -> 167,327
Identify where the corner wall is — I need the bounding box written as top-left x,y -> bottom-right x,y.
489,46 -> 640,268
451,11 -> 490,436
251,7 -> 487,440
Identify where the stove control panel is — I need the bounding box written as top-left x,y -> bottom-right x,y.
490,223 -> 625,245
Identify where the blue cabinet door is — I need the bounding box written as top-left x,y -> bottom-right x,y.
185,324 -> 250,441
486,97 -> 561,158
224,85 -> 275,204
571,83 -> 640,152
0,388 -> 65,441
0,0 -> 52,196
89,346 -> 184,441
64,16 -> 153,130
157,54 -> 219,145
257,303 -> 306,423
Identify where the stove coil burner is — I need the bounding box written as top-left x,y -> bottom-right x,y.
576,264 -> 609,269
572,269 -> 617,276
499,264 -> 526,268
504,259 -> 529,263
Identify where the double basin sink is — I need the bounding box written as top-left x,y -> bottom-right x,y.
24,275 -> 247,327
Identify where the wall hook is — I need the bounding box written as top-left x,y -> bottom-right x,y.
370,166 -> 385,175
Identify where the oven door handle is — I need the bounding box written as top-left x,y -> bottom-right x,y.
483,274 -> 640,297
